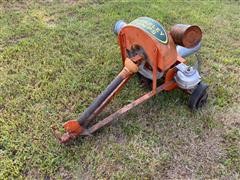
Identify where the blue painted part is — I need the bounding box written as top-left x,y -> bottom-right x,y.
113,20 -> 127,35
177,43 -> 201,58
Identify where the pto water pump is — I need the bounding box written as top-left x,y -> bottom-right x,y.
52,17 -> 208,144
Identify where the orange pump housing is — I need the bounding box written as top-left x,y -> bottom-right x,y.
118,25 -> 178,72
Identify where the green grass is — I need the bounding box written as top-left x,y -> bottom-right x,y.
0,0 -> 240,179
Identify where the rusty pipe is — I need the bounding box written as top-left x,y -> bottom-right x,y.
170,24 -> 202,48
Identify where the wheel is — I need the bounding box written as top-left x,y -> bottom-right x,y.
188,82 -> 208,110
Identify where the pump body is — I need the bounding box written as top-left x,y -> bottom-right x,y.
52,17 -> 208,144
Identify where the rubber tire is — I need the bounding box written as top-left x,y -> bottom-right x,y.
188,82 -> 208,110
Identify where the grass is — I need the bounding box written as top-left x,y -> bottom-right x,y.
0,0 -> 239,179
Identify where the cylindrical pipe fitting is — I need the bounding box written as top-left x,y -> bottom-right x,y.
177,43 -> 201,58
113,20 -> 127,35
170,24 -> 202,48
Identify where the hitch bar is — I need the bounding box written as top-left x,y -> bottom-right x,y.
51,55 -> 174,144
52,81 -> 174,143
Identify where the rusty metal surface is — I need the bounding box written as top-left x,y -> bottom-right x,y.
170,24 -> 202,48
87,81 -> 175,134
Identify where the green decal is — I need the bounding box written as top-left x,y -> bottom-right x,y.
130,17 -> 168,44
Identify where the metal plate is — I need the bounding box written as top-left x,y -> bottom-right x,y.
130,17 -> 168,44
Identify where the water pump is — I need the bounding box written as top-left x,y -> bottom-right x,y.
52,17 -> 208,144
